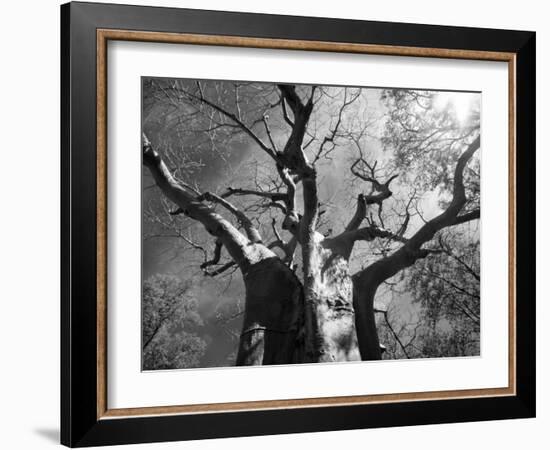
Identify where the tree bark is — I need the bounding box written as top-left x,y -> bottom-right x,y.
352,271 -> 382,360
237,256 -> 304,365
303,242 -> 361,362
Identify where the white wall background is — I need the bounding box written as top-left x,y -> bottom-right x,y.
0,1 -> 545,449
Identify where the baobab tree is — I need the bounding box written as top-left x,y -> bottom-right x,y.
142,79 -> 480,366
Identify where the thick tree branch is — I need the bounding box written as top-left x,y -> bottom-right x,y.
278,165 -> 297,222
325,224 -> 407,260
345,151 -> 399,233
267,218 -> 298,268
200,240 -> 221,267
451,209 -> 480,225
353,136 -> 480,361
221,187 -> 287,203
350,157 -> 398,205
197,191 -> 263,243
204,261 -> 237,277
278,84 -> 305,115
142,134 -> 273,270
346,194 -> 368,232
355,135 -> 481,287
276,84 -> 315,179
280,93 -> 294,127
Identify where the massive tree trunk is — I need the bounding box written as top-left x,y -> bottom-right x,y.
237,254 -> 304,365
302,243 -> 361,362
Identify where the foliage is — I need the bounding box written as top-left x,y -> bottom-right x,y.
408,229 -> 480,357
142,274 -> 206,370
381,89 -> 480,212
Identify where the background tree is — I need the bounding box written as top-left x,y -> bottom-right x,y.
142,79 -> 481,366
375,226 -> 480,359
409,228 -> 480,357
142,274 -> 207,370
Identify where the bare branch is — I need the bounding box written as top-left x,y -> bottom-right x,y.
262,115 -> 278,152
188,82 -> 277,160
376,310 -> 411,359
350,157 -> 398,205
313,88 -> 361,164
142,134 -> 262,269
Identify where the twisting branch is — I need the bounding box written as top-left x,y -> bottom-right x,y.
343,168 -> 398,232
350,157 -> 398,204
355,135 -> 481,286
277,84 -> 315,179
346,194 -> 368,232
276,84 -> 317,216
142,133 -> 257,270
344,138 -> 400,233
222,187 -> 287,203
197,191 -> 263,243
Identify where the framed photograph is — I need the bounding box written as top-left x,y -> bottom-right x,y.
61,1 -> 535,447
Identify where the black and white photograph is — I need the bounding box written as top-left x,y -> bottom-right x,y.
141,78 -> 481,370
